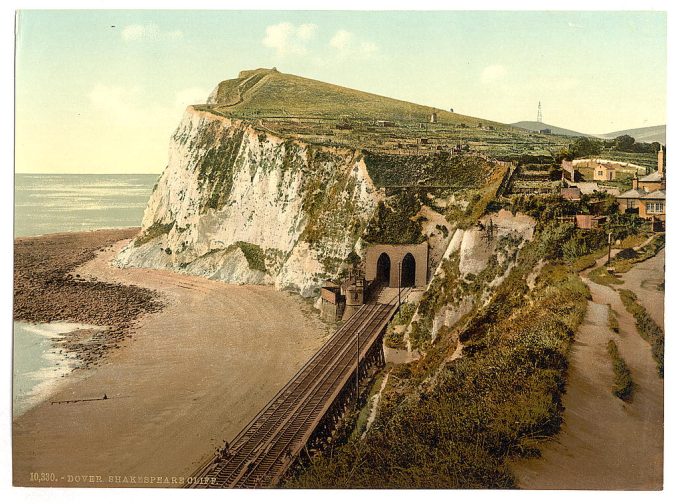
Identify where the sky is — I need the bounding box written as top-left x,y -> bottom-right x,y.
15,10 -> 667,173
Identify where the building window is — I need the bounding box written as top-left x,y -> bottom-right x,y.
646,202 -> 664,214
597,171 -> 603,176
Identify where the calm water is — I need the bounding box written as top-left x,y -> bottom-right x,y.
13,173 -> 157,417
14,173 -> 158,237
13,321 -> 106,417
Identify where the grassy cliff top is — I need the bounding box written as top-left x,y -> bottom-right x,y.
210,68 -> 500,126
195,69 -> 572,159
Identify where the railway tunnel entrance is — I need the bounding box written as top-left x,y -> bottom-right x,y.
376,253 -> 391,283
401,253 -> 416,287
365,243 -> 428,288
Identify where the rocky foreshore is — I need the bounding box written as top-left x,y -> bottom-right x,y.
14,228 -> 164,368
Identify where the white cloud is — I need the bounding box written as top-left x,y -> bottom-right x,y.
262,22 -> 318,55
481,64 -> 508,85
328,30 -> 378,60
297,23 -> 318,41
330,30 -> 353,50
121,23 -> 183,42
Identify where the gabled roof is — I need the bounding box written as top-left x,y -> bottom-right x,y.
640,190 -> 666,200
575,182 -> 600,194
616,188 -> 645,199
639,171 -> 664,182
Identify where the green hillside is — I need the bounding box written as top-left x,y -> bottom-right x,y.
196,68 -> 574,161
210,68 -> 501,125
511,121 -> 587,137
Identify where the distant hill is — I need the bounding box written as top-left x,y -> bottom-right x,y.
510,121 -> 587,138
598,125 -> 666,144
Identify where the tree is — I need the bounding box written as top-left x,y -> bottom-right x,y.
346,250 -> 361,266
614,134 -> 636,152
569,136 -> 603,158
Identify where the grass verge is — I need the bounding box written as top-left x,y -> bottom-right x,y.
133,221 -> 175,247
608,304 -> 620,334
571,247 -> 608,272
619,289 -> 664,377
607,340 -> 634,401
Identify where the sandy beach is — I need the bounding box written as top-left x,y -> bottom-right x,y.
13,231 -> 330,487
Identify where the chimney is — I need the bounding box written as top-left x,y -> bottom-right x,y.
632,174 -> 639,190
658,146 -> 664,176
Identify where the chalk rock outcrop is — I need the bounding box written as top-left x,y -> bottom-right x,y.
116,107 -> 380,296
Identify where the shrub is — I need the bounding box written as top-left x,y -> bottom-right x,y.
607,340 -> 634,401
616,248 -> 638,260
619,289 -> 664,377
608,305 -> 620,333
363,192 -> 426,245
133,220 -> 175,247
233,241 -> 266,272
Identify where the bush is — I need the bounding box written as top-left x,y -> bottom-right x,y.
619,289 -> 664,377
232,241 -> 267,272
608,305 -> 620,333
616,248 -> 638,260
607,340 -> 634,401
363,192 -> 426,245
134,221 -> 175,247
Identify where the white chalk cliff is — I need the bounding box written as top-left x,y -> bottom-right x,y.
116,107 -> 380,296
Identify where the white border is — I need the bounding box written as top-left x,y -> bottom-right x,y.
2,2 -> 677,504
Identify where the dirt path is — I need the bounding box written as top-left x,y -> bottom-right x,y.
618,248 -> 665,329
13,239 -> 329,487
511,252 -> 664,489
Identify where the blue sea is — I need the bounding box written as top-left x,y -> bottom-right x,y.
13,173 -> 158,417
14,173 -> 158,237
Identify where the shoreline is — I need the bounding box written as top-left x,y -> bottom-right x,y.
13,321 -> 106,418
14,228 -> 164,372
13,229 -> 331,487
13,226 -> 143,241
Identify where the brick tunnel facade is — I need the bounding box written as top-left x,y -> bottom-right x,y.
364,242 -> 428,288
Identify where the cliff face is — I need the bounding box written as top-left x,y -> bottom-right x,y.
115,107 -> 380,296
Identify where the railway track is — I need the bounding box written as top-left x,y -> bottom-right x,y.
189,290 -> 407,488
